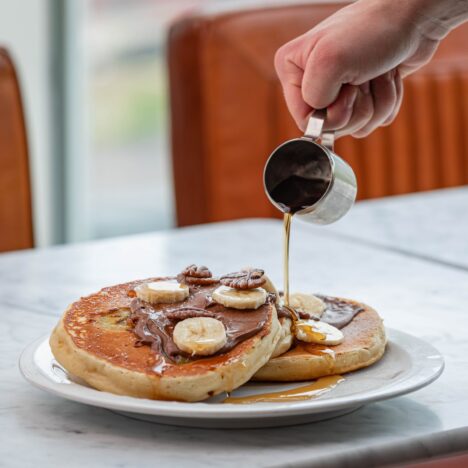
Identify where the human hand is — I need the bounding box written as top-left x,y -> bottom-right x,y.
275,0 -> 467,138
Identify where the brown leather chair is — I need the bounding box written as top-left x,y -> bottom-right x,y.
0,47 -> 33,252
404,451 -> 468,467
169,2 -> 468,226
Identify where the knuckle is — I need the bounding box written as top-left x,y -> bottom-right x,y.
274,47 -> 285,71
274,43 -> 292,74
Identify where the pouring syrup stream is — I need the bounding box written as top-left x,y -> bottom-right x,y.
283,213 -> 292,307
283,213 -> 299,325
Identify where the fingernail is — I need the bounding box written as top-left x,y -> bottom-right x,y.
360,82 -> 370,95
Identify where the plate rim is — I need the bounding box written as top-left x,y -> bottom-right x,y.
19,328 -> 444,420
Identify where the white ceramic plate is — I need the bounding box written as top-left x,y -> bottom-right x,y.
19,329 -> 444,428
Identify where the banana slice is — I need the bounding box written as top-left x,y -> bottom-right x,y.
212,285 -> 267,310
173,317 -> 227,356
271,317 -> 293,358
289,293 -> 325,319
262,275 -> 279,298
295,320 -> 344,345
135,281 -> 189,304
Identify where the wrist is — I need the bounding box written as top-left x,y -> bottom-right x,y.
404,0 -> 468,39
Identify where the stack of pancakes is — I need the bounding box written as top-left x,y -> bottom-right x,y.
50,267 -> 386,402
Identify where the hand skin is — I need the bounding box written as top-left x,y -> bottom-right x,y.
275,0 -> 468,138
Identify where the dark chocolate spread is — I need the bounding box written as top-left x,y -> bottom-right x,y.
277,295 -> 363,329
129,284 -> 274,363
318,295 -> 364,329
277,306 -> 311,320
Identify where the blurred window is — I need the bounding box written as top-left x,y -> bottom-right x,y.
84,0 -> 211,238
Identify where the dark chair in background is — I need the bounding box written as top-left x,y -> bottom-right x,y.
0,47 -> 33,251
169,2 -> 468,226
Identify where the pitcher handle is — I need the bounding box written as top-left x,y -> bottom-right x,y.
304,109 -> 335,150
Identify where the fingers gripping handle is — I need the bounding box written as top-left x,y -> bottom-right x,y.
304,109 -> 335,150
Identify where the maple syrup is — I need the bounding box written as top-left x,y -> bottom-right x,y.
295,322 -> 327,342
270,172 -> 330,214
282,213 -> 301,326
223,375 -> 344,404
283,213 -> 292,307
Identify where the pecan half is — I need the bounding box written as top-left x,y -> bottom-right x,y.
164,307 -> 217,321
220,269 -> 265,290
184,276 -> 219,285
177,264 -> 219,286
182,264 -> 212,278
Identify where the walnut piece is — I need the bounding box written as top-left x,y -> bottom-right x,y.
220,269 -> 266,290
177,264 -> 219,286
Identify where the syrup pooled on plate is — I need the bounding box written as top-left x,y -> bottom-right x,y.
223,375 -> 344,404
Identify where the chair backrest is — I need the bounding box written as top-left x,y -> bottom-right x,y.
0,47 -> 33,251
169,2 -> 468,226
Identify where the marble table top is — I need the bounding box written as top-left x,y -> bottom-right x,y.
325,186 -> 468,271
2,195 -> 468,467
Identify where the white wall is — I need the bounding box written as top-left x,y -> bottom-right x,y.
0,0 -> 56,246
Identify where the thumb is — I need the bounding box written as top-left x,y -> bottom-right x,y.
301,41 -> 347,110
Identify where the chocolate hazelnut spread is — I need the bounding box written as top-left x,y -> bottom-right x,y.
318,295 -> 364,328
129,283 -> 274,363
277,295 -> 363,329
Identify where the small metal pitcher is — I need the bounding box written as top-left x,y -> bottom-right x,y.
263,109 -> 357,224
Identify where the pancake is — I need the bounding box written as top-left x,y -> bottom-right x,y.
50,277 -> 281,402
253,298 -> 386,381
